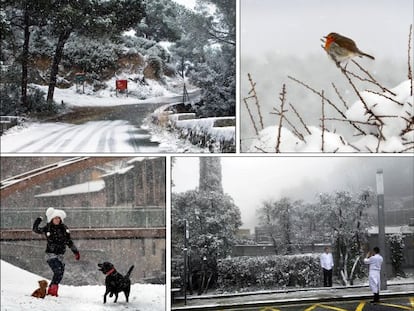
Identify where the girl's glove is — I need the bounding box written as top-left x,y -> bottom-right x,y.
74,252 -> 80,261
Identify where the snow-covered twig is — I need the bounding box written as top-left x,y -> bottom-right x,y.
408,24 -> 413,96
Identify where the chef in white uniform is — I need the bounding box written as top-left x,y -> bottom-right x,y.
320,246 -> 334,287
363,246 -> 383,303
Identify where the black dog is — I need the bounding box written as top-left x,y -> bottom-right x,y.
98,262 -> 134,303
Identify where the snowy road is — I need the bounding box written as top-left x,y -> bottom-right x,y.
1,90 -> 202,153
1,120 -> 158,153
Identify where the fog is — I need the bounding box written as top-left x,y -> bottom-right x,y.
172,156 -> 414,230
240,0 -> 413,151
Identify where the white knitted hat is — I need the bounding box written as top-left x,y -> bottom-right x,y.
46,207 -> 67,223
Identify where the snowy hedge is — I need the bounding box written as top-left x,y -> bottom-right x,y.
217,254 -> 322,290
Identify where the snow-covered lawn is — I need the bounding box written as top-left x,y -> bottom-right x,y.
0,260 -> 165,311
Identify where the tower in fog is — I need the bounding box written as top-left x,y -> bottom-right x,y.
199,157 -> 223,193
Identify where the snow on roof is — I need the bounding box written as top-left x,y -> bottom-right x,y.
101,165 -> 134,178
35,180 -> 105,197
127,157 -> 159,164
368,225 -> 414,234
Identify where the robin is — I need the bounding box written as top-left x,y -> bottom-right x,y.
323,32 -> 374,67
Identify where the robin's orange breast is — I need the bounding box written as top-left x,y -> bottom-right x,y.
324,37 -> 334,50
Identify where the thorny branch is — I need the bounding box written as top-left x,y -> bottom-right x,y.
289,103 -> 312,135
247,73 -> 264,130
332,83 -> 349,110
321,90 -> 326,152
275,84 -> 288,152
350,60 -> 396,96
408,24 -> 413,96
288,75 -> 366,135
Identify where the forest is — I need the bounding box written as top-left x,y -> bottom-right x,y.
0,0 -> 235,119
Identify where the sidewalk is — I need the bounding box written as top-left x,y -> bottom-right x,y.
172,283 -> 414,310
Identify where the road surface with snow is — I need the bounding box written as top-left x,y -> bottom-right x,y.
1,91 -> 202,153
0,259 -> 165,311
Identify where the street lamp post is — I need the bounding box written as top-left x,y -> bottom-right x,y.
183,219 -> 189,305
376,169 -> 387,290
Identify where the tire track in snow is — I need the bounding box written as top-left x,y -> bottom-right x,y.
34,124 -> 88,153
10,123 -> 80,153
70,121 -> 114,152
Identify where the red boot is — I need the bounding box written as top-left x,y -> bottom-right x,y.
47,284 -> 59,297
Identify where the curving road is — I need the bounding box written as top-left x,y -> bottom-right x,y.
1,91 -> 201,153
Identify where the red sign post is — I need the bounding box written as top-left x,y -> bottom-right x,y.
116,79 -> 128,97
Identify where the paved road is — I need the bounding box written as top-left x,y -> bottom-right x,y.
172,284 -> 414,311
1,91 -> 200,153
225,296 -> 414,311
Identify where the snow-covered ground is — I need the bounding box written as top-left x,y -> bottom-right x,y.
0,260 -> 165,311
248,80 -> 414,152
1,82 -> 214,152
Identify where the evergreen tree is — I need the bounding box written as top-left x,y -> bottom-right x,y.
1,0 -> 50,112
171,0 -> 236,117
46,0 -> 145,103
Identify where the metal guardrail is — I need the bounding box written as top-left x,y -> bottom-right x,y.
0,207 -> 165,229
0,116 -> 26,135
0,227 -> 166,240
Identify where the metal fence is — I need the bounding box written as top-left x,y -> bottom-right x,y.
0,207 -> 165,229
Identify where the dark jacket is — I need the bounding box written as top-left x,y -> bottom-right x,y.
33,217 -> 78,255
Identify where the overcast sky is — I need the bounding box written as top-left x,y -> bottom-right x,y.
242,0 -> 413,59
172,0 -> 196,10
172,156 -> 414,231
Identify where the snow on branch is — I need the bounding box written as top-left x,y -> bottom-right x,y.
246,26 -> 413,153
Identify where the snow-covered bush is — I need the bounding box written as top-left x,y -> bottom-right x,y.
387,233 -> 406,277
63,36 -> 120,75
247,79 -> 413,153
171,117 -> 236,153
217,254 -> 321,290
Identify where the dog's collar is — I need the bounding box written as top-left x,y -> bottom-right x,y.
106,268 -> 116,276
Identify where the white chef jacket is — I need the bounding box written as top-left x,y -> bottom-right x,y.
320,252 -> 334,270
364,254 -> 383,293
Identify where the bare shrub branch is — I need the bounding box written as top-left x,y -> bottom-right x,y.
321,90 -> 326,152
243,97 -> 259,136
365,90 -> 404,106
288,75 -> 366,135
247,73 -> 264,130
332,83 -> 349,109
408,24 -> 413,96
289,103 -> 312,135
350,60 -> 396,96
274,84 -> 288,152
